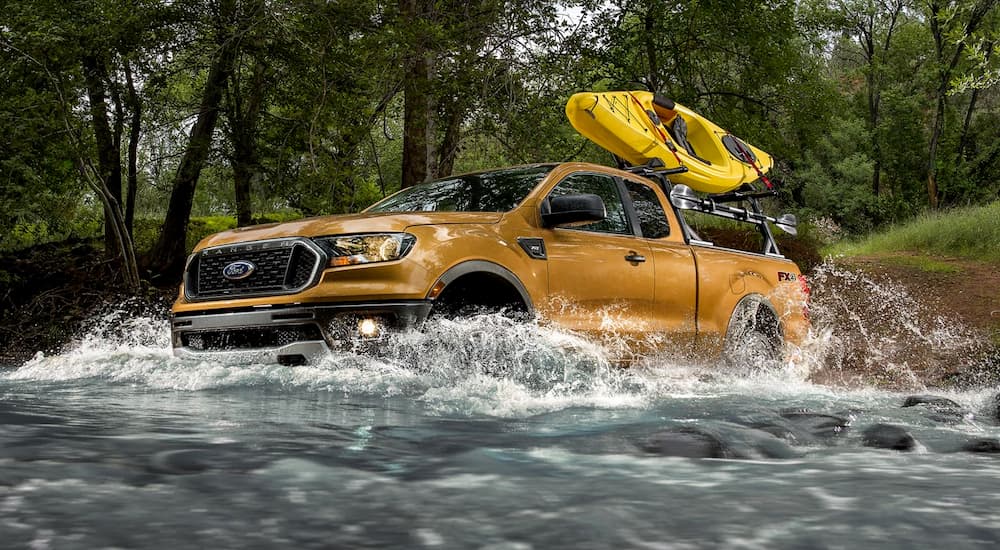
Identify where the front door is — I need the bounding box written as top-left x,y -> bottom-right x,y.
539,172 -> 655,341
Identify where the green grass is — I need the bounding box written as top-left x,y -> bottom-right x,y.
827,201 -> 1000,263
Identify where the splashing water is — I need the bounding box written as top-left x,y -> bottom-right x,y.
3,261 -> 1000,548
6,259 -> 995,407
803,260 -> 992,389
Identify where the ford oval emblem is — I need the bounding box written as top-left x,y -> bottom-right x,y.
222,260 -> 256,280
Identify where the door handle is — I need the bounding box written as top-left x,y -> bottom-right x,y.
625,253 -> 646,263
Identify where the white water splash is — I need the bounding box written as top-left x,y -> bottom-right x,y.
800,259 -> 990,388
5,259 -> 996,415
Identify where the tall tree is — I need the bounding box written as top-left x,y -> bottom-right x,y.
223,0 -> 268,227
395,0 -> 562,187
398,0 -> 437,187
923,0 -> 997,208
146,0 -> 239,279
81,53 -> 125,254
836,0 -> 905,197
0,0 -> 159,286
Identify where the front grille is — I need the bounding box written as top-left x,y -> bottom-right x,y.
181,324 -> 324,351
185,238 -> 324,300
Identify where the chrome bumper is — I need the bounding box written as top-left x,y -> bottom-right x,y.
171,301 -> 433,365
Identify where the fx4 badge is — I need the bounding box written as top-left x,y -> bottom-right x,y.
778,271 -> 797,282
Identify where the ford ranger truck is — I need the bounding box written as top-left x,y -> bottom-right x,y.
171,162 -> 809,366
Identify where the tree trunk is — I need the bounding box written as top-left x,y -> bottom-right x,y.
402,51 -> 434,187
399,0 -> 435,188
146,35 -> 237,281
925,0 -> 995,208
228,58 -> 268,227
868,75 -> 882,197
436,98 -> 465,178
124,60 -> 141,236
956,44 -> 990,163
232,154 -> 254,226
81,54 -> 124,255
926,88 -> 946,209
643,7 -> 660,92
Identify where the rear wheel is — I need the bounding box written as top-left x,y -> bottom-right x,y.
723,296 -> 783,371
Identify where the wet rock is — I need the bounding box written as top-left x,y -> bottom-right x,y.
902,395 -> 961,410
642,423 -> 797,460
862,423 -> 916,451
147,449 -> 213,475
732,409 -> 850,446
963,438 -> 1000,454
778,410 -> 851,440
640,429 -> 726,459
901,395 -> 972,424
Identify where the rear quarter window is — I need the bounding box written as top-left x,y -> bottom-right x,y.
625,180 -> 671,239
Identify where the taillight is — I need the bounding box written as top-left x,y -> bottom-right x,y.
799,275 -> 811,321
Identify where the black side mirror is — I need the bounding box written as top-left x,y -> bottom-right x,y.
541,194 -> 607,227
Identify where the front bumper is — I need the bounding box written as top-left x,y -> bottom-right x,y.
170,301 -> 433,365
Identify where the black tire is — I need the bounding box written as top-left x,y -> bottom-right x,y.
428,273 -> 530,322
723,296 -> 783,371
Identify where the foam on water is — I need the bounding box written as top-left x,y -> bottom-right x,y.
4,260 -> 997,417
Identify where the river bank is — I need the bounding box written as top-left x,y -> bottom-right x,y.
0,240 -> 173,364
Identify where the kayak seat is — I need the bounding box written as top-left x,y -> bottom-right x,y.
670,116 -> 712,166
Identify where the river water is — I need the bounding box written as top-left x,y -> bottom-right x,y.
2,263 -> 999,549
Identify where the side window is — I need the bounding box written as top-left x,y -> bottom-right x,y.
548,173 -> 631,235
625,180 -> 671,239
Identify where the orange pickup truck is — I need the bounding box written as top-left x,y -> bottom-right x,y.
171,162 -> 809,366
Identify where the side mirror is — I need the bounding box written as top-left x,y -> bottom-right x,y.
669,184 -> 702,210
775,213 -> 798,236
541,194 -> 606,227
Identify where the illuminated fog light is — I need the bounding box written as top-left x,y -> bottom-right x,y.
358,318 -> 381,338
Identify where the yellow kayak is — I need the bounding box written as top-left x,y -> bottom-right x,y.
565,91 -> 773,194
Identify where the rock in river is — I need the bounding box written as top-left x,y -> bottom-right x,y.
963,438 -> 1000,454
642,422 -> 797,459
902,394 -> 961,410
862,423 -> 917,451
901,394 -> 971,424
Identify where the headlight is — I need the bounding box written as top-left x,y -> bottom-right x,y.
313,233 -> 416,267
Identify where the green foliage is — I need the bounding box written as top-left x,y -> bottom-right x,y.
132,212 -> 305,255
792,116 -> 888,233
828,201 -> 1000,263
4,0 -> 1000,270
135,215 -> 236,254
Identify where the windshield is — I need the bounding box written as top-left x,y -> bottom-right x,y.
367,165 -> 556,213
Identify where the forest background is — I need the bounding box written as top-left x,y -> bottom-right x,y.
2,0 -> 999,289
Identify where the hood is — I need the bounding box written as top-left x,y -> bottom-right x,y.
194,212 -> 504,251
